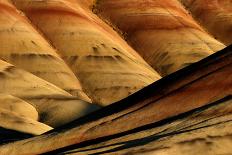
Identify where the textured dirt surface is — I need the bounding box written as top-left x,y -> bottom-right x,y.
0,0 -> 90,101
0,0 -> 231,154
180,0 -> 232,45
12,0 -> 161,105
94,0 -> 225,76
0,46 -> 231,154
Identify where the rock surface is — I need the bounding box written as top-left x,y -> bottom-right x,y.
0,94 -> 52,136
0,0 -> 231,154
94,0 -> 226,76
0,45 -> 231,155
180,0 -> 232,45
12,0 -> 161,105
0,94 -> 38,120
0,0 -> 90,101
0,58 -> 100,129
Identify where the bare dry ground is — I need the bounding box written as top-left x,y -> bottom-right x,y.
0,0 -> 231,154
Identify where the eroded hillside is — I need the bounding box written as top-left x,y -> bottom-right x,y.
0,0 -> 231,154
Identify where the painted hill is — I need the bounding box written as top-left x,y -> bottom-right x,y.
0,45 -> 231,155
11,0 -> 161,105
94,0 -> 225,76
0,0 -> 231,154
180,0 -> 232,45
0,0 -> 90,101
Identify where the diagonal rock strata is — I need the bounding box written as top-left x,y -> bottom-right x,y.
0,0 -> 231,154
47,96 -> 232,155
0,45 -> 230,155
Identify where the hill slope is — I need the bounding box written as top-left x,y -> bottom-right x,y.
0,45 -> 231,155
0,0 -> 231,154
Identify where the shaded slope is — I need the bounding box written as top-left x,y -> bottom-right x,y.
0,45 -> 230,155
0,59 -> 100,128
12,0 -> 161,106
180,0 -> 232,45
94,0 -> 225,76
0,0 -> 90,101
27,98 -> 100,127
0,127 -> 33,145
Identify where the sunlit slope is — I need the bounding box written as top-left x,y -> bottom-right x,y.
0,59 -> 100,128
180,0 -> 232,45
0,94 -> 53,135
0,94 -> 38,120
0,46 -> 230,155
94,0 -> 225,76
12,0 -> 161,105
0,108 -> 53,135
0,0 -> 90,101
0,59 -> 70,98
0,0 -> 231,154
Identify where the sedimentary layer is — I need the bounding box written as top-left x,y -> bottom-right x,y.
94,0 -> 225,76
0,0 -> 90,101
180,0 -> 232,45
12,0 -> 161,105
0,59 -> 100,128
0,45 -> 230,155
